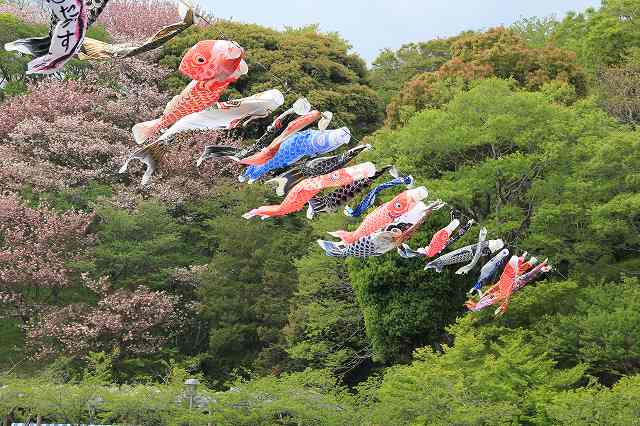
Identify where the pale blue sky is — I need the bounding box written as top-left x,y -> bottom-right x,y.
200,0 -> 601,63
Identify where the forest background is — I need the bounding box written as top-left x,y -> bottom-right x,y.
1,0 -> 640,424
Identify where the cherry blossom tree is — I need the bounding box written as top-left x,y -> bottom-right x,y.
0,193 -> 94,322
0,58 -> 243,201
26,278 -> 185,359
0,59 -> 166,192
0,0 -> 48,24
98,0 -> 182,42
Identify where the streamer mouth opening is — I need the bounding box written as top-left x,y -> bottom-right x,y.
489,239 -> 506,252
293,98 -> 312,115
346,162 -> 377,180
407,186 -> 429,202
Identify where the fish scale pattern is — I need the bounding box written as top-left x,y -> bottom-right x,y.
242,128 -> 350,182
308,167 -> 391,215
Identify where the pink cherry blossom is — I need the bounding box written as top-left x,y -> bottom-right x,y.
98,0 -> 182,42
26,281 -> 185,359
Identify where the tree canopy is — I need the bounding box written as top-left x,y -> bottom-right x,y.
2,1 -> 640,424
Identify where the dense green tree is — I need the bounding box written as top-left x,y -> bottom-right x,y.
361,318 -> 586,425
208,369 -> 357,425
284,251 -> 373,382
369,38 -> 458,104
82,201 -> 208,290
468,276 -> 640,383
534,278 -> 640,383
511,15 -> 559,48
354,78 -> 637,362
348,237 -> 475,363
552,1 -> 640,75
544,375 -> 640,425
196,185 -> 311,384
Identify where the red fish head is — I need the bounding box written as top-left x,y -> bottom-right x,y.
390,201 -> 430,242
387,187 -> 429,218
180,40 -> 245,82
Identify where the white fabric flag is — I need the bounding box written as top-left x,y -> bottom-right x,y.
158,89 -> 285,141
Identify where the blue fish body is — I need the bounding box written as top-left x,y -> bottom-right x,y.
345,175 -> 414,217
242,127 -> 351,182
470,248 -> 510,293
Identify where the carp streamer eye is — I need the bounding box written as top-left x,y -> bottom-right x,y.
395,202 -> 402,209
195,55 -> 206,64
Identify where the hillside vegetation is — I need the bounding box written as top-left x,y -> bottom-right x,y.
1,0 -> 640,424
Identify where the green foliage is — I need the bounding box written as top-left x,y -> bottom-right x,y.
540,79 -> 579,105
209,369 -> 357,425
83,200 -> 207,290
0,364 -> 201,426
285,251 -> 373,381
511,15 -> 559,48
552,1 -> 640,75
19,182 -> 113,213
0,367 -> 358,426
0,13 -> 44,98
544,375 -> 640,425
0,320 -> 23,369
157,22 -> 384,135
534,278 -> 640,381
348,238 -> 474,363
196,185 -> 311,383
369,38 -> 457,103
362,321 -> 586,425
355,78 -> 640,363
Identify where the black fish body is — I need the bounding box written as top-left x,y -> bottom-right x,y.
425,239 -> 505,272
307,165 -> 393,218
268,144 -> 371,196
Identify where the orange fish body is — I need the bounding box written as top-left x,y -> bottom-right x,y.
328,187 -> 429,244
519,258 -> 536,274
240,110 -> 322,166
466,256 -> 519,312
243,163 -> 377,219
494,255 -> 536,314
466,255 -> 541,313
423,219 -> 460,257
132,40 -> 246,144
496,257 -> 519,297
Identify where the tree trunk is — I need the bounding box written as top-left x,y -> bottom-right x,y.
36,415 -> 43,426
